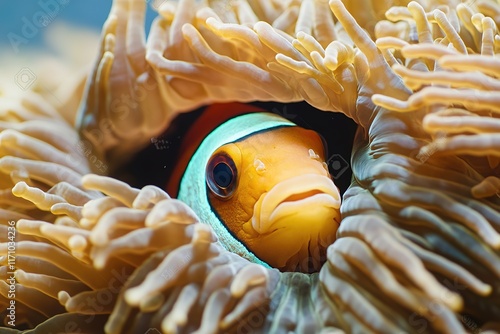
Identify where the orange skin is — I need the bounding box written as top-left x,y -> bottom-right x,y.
207,126 -> 341,272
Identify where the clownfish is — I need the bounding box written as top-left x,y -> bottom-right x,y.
167,103 -> 341,272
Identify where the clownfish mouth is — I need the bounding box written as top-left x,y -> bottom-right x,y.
251,174 -> 341,272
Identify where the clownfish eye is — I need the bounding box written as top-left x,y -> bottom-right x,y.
206,152 -> 238,199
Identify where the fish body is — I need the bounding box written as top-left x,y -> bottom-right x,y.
168,103 -> 341,272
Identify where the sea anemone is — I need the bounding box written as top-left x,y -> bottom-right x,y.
1,0 -> 499,333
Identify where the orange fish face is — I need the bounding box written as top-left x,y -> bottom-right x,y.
206,126 -> 341,272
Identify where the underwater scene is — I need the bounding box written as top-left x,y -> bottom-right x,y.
0,0 -> 499,333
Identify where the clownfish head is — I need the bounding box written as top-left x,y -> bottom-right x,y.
169,103 -> 341,273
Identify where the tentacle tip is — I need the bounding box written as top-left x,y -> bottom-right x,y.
453,296 -> 464,312
69,235 -> 88,251
480,284 -> 493,297
58,290 -> 71,307
407,1 -> 421,9
0,129 -> 16,143
11,181 -> 28,196
490,235 -> 500,250
132,199 -> 149,210
93,256 -> 107,270
443,292 -> 464,312
371,94 -> 384,104
102,50 -> 115,62
81,174 -> 99,185
124,288 -> 141,306
181,22 -> 196,36
253,20 -> 270,32
205,16 -> 220,27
